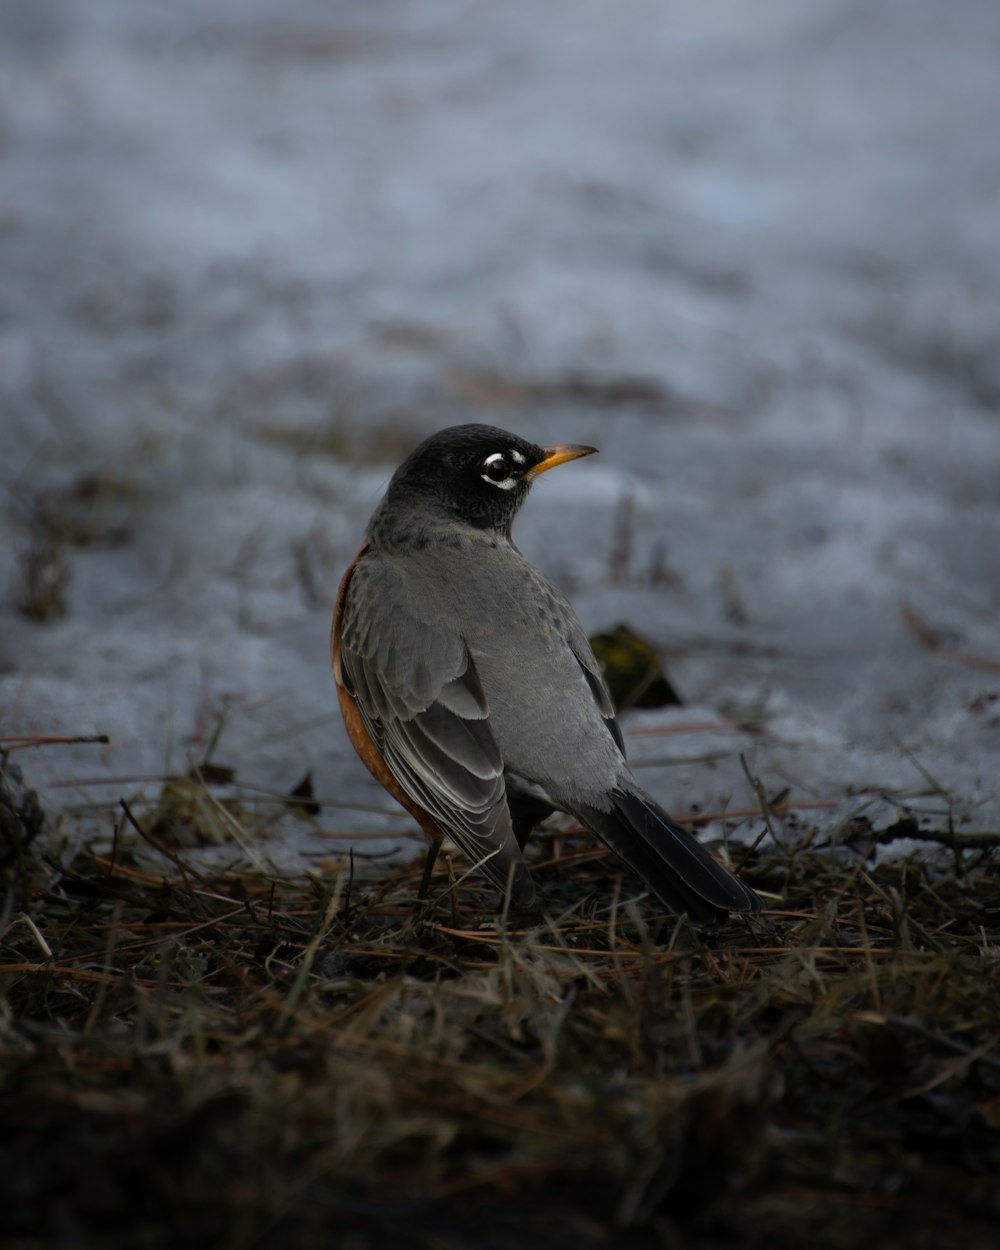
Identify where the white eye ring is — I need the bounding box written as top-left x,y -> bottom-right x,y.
482,452 -> 517,489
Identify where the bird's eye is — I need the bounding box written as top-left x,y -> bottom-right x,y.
482,453 -> 513,484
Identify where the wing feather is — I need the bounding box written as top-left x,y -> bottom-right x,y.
339,554 -> 533,905
567,633 -> 627,758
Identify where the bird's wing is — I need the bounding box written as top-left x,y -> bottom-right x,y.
562,615 -> 627,758
336,551 -> 533,906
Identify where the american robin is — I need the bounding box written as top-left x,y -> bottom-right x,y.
332,424 -> 761,924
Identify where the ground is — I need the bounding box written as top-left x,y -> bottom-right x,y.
1,2 -> 999,1247
2,763 -> 999,1249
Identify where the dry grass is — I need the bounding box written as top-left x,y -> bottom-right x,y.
2,757 -> 999,1250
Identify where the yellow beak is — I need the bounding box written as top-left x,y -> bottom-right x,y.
526,443 -> 598,478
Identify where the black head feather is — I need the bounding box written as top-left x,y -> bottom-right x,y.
377,425 -> 551,537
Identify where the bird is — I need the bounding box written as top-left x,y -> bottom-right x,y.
332,424 -> 762,925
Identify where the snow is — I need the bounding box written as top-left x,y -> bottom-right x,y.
2,0 -> 998,870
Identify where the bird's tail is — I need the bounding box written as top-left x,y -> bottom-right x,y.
572,787 -> 762,926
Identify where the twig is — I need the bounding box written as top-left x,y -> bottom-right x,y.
119,798 -> 209,891
0,733 -> 110,752
15,912 -> 54,959
871,825 -> 1000,851
739,753 -> 786,849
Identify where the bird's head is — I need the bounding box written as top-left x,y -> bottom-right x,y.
378,424 -> 597,538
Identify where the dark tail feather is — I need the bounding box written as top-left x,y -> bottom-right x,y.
573,787 -> 762,926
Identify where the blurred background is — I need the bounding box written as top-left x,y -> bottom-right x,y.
2,0 -> 999,866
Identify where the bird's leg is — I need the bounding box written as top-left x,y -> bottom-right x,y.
417,836 -> 441,899
444,852 -> 460,927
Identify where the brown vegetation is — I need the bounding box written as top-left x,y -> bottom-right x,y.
1,758 -> 998,1250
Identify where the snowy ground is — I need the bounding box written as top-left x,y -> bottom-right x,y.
2,0 -> 998,875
